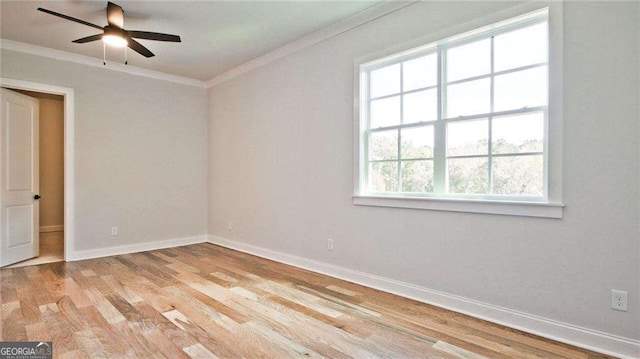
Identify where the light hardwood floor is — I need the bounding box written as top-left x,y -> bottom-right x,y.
0,243 -> 613,358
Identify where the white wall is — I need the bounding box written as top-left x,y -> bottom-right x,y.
1,49 -> 208,252
208,0 -> 639,345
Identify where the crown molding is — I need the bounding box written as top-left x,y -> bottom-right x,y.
206,0 -> 418,88
0,38 -> 207,88
1,2 -> 416,90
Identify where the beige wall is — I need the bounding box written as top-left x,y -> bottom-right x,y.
38,96 -> 64,228
14,90 -> 65,229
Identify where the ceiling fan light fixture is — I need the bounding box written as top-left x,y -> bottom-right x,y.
103,34 -> 128,47
38,2 -> 181,59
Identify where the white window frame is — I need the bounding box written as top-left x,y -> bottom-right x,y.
353,3 -> 564,218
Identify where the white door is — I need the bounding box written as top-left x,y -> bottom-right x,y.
0,88 -> 40,267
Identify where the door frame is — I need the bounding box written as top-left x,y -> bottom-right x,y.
1,78 -> 74,262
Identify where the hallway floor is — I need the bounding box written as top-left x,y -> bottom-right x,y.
5,231 -> 63,268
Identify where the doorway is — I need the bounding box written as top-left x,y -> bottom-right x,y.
0,78 -> 75,267
4,89 -> 64,267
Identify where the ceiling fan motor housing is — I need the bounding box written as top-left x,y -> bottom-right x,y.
104,25 -> 127,39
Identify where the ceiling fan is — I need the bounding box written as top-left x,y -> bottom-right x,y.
37,2 -> 181,60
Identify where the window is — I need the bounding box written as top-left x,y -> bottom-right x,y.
355,7 -> 563,217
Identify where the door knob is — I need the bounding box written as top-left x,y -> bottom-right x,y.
34,194 -> 41,200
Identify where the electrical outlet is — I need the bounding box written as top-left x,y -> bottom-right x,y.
327,238 -> 334,251
227,221 -> 232,231
611,289 -> 628,311
111,227 -> 118,236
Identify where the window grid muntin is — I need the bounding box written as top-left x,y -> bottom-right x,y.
369,105 -> 547,133
488,34 -> 495,194
370,158 -> 435,163
445,62 -> 547,86
448,151 -> 543,160
370,84 -> 438,102
397,63 -> 403,191
434,44 -> 445,193
362,12 -> 548,200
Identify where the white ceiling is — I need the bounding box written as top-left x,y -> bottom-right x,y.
0,1 -> 381,81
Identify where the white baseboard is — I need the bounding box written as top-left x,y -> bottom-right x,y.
68,235 -> 207,262
207,235 -> 640,359
40,225 -> 64,233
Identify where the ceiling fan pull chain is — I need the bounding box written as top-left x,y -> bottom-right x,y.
125,46 -> 128,65
103,42 -> 106,66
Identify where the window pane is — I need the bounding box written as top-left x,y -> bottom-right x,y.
494,67 -> 547,112
447,119 -> 488,157
447,157 -> 489,194
447,38 -> 491,82
493,112 -> 544,154
403,89 -> 437,124
492,155 -> 543,196
370,64 -> 400,98
403,54 -> 437,91
370,161 -> 398,192
401,160 -> 434,193
370,96 -> 401,128
370,130 -> 398,160
446,78 -> 490,117
495,22 -> 548,72
401,126 -> 434,159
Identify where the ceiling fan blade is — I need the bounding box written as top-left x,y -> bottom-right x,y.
37,8 -> 103,30
127,38 -> 155,58
72,34 -> 103,43
128,31 -> 181,43
107,2 -> 124,28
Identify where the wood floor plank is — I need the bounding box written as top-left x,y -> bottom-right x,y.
24,271 -> 55,306
132,301 -> 198,351
40,303 -> 80,355
19,296 -> 43,325
83,288 -> 126,324
79,306 -> 133,358
74,329 -> 108,359
266,291 -> 374,339
171,282 -> 248,324
142,328 -> 191,359
433,340 -> 489,359
81,269 -> 97,277
105,293 -> 146,326
25,322 -> 51,341
101,275 -> 144,305
182,343 -> 219,359
162,309 -> 192,331
57,296 -> 92,333
243,320 -> 325,358
58,350 -> 86,359
2,301 -> 28,341
1,243 -> 615,359
62,277 -> 94,308
254,280 -> 345,318
222,283 -> 402,358
1,284 -> 19,304
326,284 -> 359,297
110,321 -> 162,358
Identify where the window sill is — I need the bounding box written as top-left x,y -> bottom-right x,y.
353,195 -> 564,218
